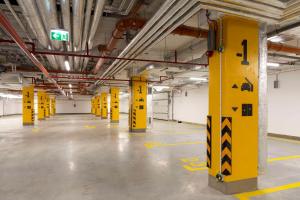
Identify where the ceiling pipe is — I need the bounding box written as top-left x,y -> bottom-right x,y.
36,0 -> 66,69
72,0 -> 85,70
93,16 -> 208,74
268,41 -> 300,55
92,0 -> 145,74
0,10 -> 66,96
81,0 -> 106,73
16,0 -> 59,70
101,1 -> 202,81
0,39 -> 208,66
79,0 -> 93,70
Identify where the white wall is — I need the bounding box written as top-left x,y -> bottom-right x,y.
267,70 -> 300,137
173,86 -> 208,124
120,96 -> 129,113
0,98 -> 22,116
56,99 -> 91,114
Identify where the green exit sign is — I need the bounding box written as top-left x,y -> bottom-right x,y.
50,29 -> 69,41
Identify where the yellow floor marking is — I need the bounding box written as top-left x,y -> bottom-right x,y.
183,165 -> 207,172
181,154 -> 300,172
268,155 -> 300,162
180,157 -> 199,162
234,181 -> 300,200
144,141 -> 204,149
32,128 -> 39,133
269,136 -> 300,145
84,125 -> 96,129
131,132 -> 200,137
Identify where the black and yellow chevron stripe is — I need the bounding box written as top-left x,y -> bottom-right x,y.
207,115 -> 212,168
221,117 -> 232,176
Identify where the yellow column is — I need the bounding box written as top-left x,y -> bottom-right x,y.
50,97 -> 55,116
129,76 -> 147,132
101,92 -> 108,119
91,97 -> 95,114
53,97 -> 56,115
110,88 -> 119,123
95,95 -> 101,117
22,85 -> 35,125
45,93 -> 50,118
38,90 -> 45,120
207,16 -> 258,194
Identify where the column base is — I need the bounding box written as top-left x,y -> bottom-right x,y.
38,118 -> 45,120
110,120 -> 119,123
130,128 -> 146,133
208,175 -> 257,194
101,117 -> 108,119
96,115 -> 101,117
23,122 -> 34,126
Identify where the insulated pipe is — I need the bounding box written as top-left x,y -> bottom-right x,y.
98,0 -> 193,78
0,10 -> 65,96
72,0 -> 85,70
36,0 -> 66,69
61,0 -> 72,51
93,17 -> 208,73
80,0 -> 94,70
108,2 -> 202,77
3,0 -> 32,42
268,41 -> 300,54
16,0 -> 59,70
104,1 -> 202,79
93,0 -> 179,75
82,0 -> 106,70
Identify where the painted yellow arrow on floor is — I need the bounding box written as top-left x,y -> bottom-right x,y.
144,141 -> 205,149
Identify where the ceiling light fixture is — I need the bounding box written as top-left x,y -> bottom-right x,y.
153,86 -> 170,92
189,77 -> 208,81
267,62 -> 280,67
69,84 -> 72,88
267,35 -> 283,43
65,60 -> 70,71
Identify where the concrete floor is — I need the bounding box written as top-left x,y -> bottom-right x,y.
1,114 -> 300,200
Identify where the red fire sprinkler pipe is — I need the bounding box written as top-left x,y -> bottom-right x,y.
0,11 -> 65,95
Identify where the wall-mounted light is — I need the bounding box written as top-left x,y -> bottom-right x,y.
65,60 -> 70,71
69,84 -> 72,88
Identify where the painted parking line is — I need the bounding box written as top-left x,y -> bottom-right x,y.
32,128 -> 39,133
269,136 -> 300,145
268,155 -> 300,162
144,141 -> 205,149
181,154 -> 300,172
84,125 -> 96,129
234,181 -> 300,200
131,132 -> 201,137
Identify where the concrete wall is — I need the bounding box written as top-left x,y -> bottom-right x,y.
0,98 -> 22,116
56,99 -> 91,114
267,70 -> 300,137
173,86 -> 208,124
